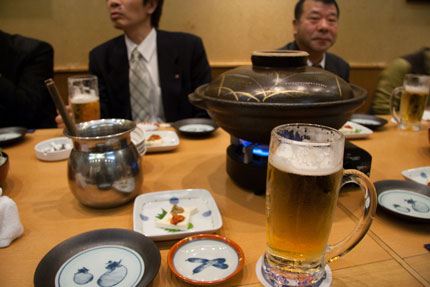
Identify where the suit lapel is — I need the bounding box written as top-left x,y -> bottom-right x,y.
108,36 -> 129,96
106,36 -> 132,118
156,30 -> 181,121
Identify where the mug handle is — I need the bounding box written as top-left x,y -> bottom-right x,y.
390,86 -> 404,123
324,169 -> 377,263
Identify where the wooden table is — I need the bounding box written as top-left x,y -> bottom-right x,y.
1,117 -> 429,287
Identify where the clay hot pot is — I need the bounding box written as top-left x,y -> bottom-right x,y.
189,50 -> 367,144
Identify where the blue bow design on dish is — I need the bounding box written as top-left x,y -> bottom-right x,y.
186,258 -> 228,274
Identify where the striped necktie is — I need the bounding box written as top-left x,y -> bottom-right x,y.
129,48 -> 153,122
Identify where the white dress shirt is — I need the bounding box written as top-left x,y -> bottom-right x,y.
307,53 -> 326,68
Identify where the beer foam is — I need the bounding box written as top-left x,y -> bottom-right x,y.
269,143 -> 342,176
405,85 -> 429,94
70,93 -> 98,104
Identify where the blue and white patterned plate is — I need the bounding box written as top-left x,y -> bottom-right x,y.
133,189 -> 223,241
401,166 -> 430,186
56,245 -> 144,287
168,234 -> 244,285
375,180 -> 430,222
34,229 -> 161,287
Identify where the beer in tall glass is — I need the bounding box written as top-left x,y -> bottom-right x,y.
68,75 -> 100,124
262,124 -> 377,287
390,74 -> 430,131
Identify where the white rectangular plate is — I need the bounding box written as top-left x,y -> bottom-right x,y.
339,121 -> 373,139
402,166 -> 430,186
133,189 -> 223,241
144,130 -> 179,152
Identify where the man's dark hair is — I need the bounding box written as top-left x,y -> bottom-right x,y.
143,0 -> 164,28
294,0 -> 339,20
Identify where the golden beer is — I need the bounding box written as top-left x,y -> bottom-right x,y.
70,94 -> 100,123
262,124 -> 377,286
399,89 -> 428,124
266,159 -> 342,265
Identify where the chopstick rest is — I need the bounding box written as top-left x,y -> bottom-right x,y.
0,194 -> 24,248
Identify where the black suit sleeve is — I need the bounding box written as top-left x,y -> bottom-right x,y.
0,40 -> 56,128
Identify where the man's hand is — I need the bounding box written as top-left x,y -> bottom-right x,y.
55,105 -> 73,128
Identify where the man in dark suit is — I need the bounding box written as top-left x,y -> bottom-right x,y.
90,0 -> 211,123
0,30 -> 56,128
280,0 -> 349,82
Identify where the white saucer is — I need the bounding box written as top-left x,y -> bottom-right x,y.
339,121 -> 373,139
256,255 -> 332,287
401,166 -> 430,186
34,137 -> 73,161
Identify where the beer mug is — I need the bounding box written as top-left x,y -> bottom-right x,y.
390,74 -> 430,131
68,75 -> 100,124
262,123 -> 377,286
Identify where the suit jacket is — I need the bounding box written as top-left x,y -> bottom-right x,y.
0,30 -> 56,128
89,30 -> 212,122
280,41 -> 350,82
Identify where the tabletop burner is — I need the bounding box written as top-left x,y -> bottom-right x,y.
226,136 -> 372,194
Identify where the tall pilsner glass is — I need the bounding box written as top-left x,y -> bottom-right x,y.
263,123 -> 377,286
68,75 -> 100,124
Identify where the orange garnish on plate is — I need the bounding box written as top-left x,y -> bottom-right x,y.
170,214 -> 185,225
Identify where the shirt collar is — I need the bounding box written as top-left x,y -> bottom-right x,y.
307,53 -> 326,68
125,28 -> 157,62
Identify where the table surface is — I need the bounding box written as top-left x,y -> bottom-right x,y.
1,117 -> 429,287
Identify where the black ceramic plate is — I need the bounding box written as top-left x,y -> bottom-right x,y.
350,114 -> 388,130
172,118 -> 218,137
34,228 -> 161,287
0,127 -> 27,146
374,180 -> 430,223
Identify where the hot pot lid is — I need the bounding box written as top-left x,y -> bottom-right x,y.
202,50 -> 353,104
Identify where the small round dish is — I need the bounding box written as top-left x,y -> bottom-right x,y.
35,137 -> 73,161
350,114 -> 388,130
34,228 -> 161,287
375,180 -> 430,222
0,126 -> 27,146
167,234 -> 244,285
172,118 -> 218,138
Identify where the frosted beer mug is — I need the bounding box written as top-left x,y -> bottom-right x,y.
68,75 -> 100,123
390,74 -> 430,131
262,124 -> 377,287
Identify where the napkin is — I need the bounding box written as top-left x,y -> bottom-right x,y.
0,195 -> 24,248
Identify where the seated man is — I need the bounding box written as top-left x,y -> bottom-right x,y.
0,30 -> 57,128
90,0 -> 211,123
280,0 -> 350,82
371,47 -> 430,115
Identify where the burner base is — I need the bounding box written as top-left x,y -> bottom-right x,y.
226,145 -> 267,194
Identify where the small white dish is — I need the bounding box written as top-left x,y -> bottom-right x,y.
144,130 -> 179,152
133,189 -> 223,241
168,234 -> 244,285
402,166 -> 430,186
375,180 -> 430,222
35,137 -> 73,161
137,122 -> 159,131
339,121 -> 373,139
